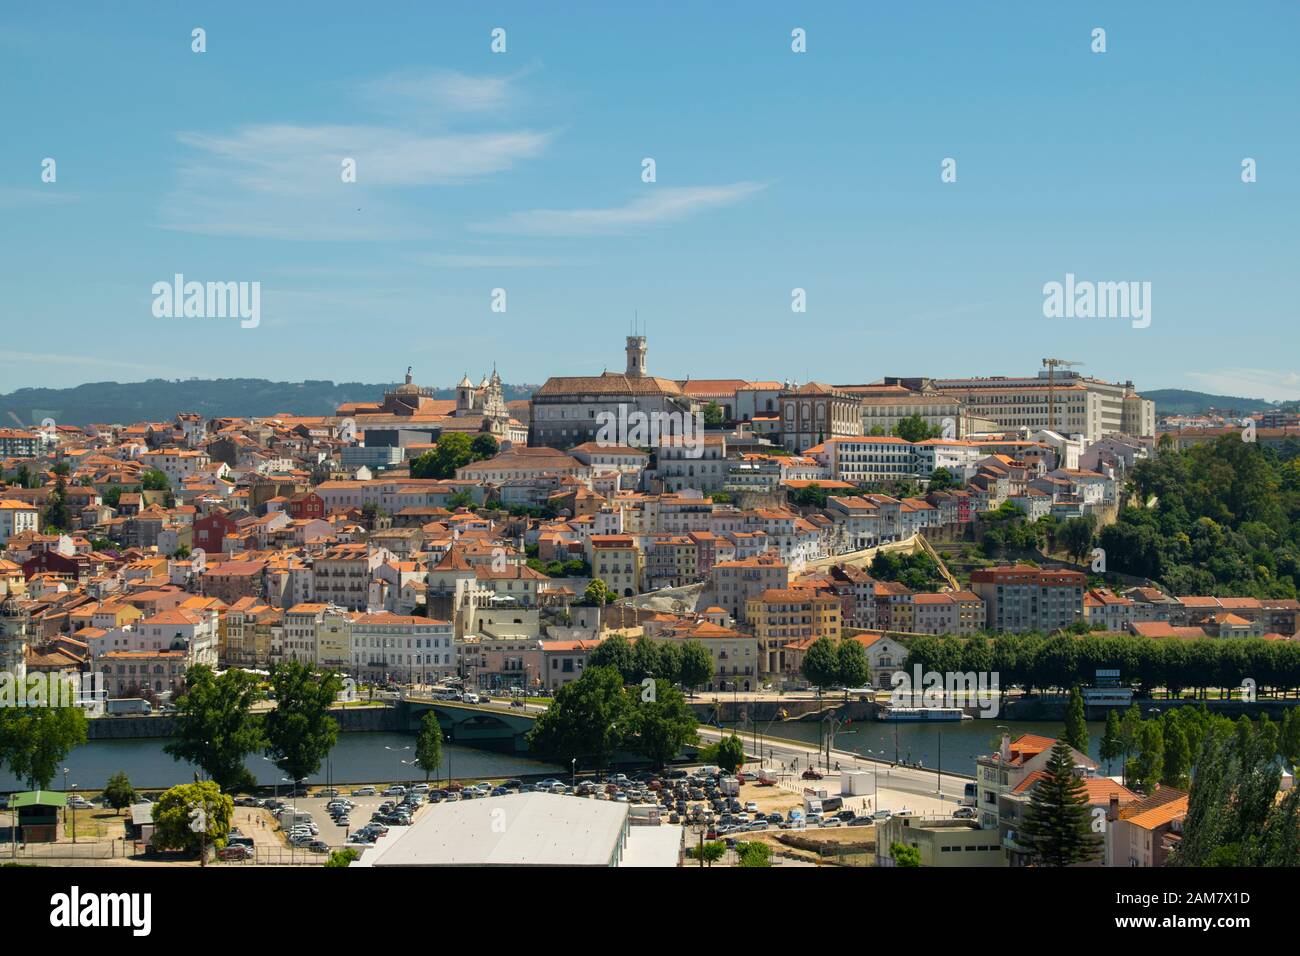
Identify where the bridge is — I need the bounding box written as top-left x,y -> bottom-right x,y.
399,697 -> 540,754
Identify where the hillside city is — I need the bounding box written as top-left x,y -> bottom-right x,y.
1,336 -> 1298,871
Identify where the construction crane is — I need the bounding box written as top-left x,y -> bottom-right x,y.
1042,357 -> 1084,433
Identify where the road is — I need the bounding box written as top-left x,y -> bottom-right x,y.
694,725 -> 972,806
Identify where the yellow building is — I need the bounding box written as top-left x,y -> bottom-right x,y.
745,588 -> 841,676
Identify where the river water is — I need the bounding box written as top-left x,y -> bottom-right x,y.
0,720 -> 1113,793
0,732 -> 560,792
728,718 -> 1112,779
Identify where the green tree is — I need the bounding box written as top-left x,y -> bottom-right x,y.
414,711 -> 444,782
1172,719 -> 1293,866
837,639 -> 870,696
687,840 -> 726,866
624,680 -> 699,768
1063,686 -> 1088,753
892,415 -> 939,443
711,733 -> 746,773
469,432 -> 499,461
263,662 -> 342,785
678,640 -> 713,694
737,841 -> 772,867
801,637 -> 840,692
42,474 -> 70,530
164,664 -> 265,792
702,401 -> 725,427
1161,721 -> 1191,789
583,578 -> 613,607
526,666 -> 631,770
0,703 -> 88,790
587,632 -> 635,681
1099,709 -> 1124,775
103,771 -> 137,814
1126,721 -> 1165,795
890,841 -> 921,867
429,432 -> 475,479
1017,739 -> 1103,866
150,781 -> 233,854
1119,704 -> 1143,783
927,467 -> 957,491
445,490 -> 475,510
325,847 -> 359,867
141,468 -> 170,491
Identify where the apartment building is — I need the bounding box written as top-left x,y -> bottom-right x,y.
313,543 -> 385,610
590,534 -> 642,598
350,613 -> 454,683
969,565 -> 1086,633
911,591 -> 985,636
746,588 -> 841,675
657,433 -> 727,493
707,553 -> 789,623
0,500 -> 40,545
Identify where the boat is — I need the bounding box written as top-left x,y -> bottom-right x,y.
876,706 -> 971,722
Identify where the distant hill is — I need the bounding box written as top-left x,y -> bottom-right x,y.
0,379 -> 537,428
1145,389 -> 1287,417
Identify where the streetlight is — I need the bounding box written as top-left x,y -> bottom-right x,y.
385,745 -> 411,788
400,758 -> 420,790
62,767 -> 70,828
70,785 -> 79,844
262,756 -> 280,801
571,757 -> 577,791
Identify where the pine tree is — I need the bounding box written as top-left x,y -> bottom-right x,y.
1017,738 -> 1102,867
1063,686 -> 1088,754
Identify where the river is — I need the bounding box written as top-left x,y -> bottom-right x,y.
2,719 -> 1113,793
0,732 -> 559,792
728,718 -> 1113,779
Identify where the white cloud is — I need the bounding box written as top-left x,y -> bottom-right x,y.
358,68 -> 533,116
476,182 -> 770,236
1185,368 -> 1300,403
159,69 -> 553,240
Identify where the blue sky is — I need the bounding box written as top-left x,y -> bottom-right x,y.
2,1 -> 1298,399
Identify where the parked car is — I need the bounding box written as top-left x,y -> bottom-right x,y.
802,768 -> 824,780
351,786 -> 377,796
218,845 -> 252,861
953,807 -> 976,819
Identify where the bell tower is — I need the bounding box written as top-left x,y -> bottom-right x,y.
625,334 -> 647,379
